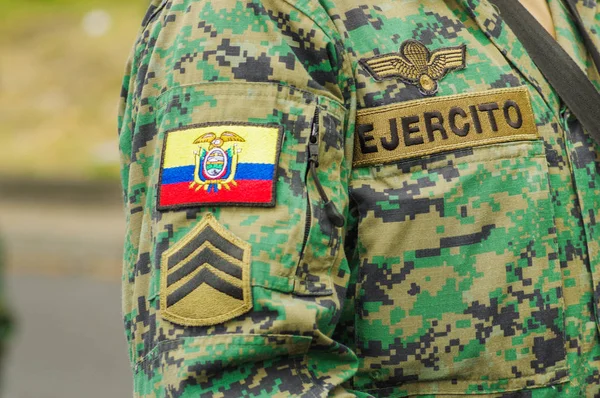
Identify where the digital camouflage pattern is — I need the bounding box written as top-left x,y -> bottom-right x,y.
118,0 -> 600,396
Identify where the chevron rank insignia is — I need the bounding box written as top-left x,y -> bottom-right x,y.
360,40 -> 467,96
160,213 -> 252,326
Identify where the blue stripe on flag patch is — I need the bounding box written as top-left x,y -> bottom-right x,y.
162,163 -> 275,185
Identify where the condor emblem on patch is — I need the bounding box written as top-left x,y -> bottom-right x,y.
160,213 -> 251,326
158,123 -> 283,209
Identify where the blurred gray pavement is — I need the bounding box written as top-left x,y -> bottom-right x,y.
0,179 -> 133,397
0,179 -> 125,280
2,275 -> 132,398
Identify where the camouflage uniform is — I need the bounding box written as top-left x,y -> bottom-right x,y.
118,0 -> 600,396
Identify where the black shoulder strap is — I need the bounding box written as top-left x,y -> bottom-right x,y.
563,0 -> 600,76
490,0 -> 600,145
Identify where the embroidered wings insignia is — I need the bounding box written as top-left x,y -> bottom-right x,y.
361,40 -> 467,96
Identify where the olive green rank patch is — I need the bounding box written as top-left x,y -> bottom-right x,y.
160,213 -> 251,326
353,87 -> 539,167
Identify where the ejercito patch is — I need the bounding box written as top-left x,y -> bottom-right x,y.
353,87 -> 539,167
160,213 -> 252,327
158,123 -> 283,209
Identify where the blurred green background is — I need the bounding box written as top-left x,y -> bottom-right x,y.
0,0 -> 144,181
0,1 -> 147,396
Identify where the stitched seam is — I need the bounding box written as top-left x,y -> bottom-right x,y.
351,141 -> 546,179
353,135 -> 538,167
357,86 -> 528,116
135,334 -> 312,370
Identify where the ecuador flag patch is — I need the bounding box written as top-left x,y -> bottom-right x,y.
158,123 -> 283,210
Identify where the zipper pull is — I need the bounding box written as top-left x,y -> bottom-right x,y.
309,107 -> 320,166
308,105 -> 345,228
560,106 -> 575,133
310,164 -> 345,228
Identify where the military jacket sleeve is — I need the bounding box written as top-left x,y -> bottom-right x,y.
119,1 -> 358,396
119,0 -> 600,397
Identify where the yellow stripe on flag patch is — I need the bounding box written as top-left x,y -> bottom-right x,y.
163,124 -> 280,169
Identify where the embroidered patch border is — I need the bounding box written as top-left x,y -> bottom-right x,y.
157,122 -> 284,211
160,213 -> 252,327
360,40 -> 467,96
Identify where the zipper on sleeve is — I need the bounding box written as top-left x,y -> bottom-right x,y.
307,104 -> 345,228
298,102 -> 345,263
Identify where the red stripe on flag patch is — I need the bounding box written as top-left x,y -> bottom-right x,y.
159,180 -> 274,208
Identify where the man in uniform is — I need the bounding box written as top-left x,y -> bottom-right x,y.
118,0 -> 600,396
